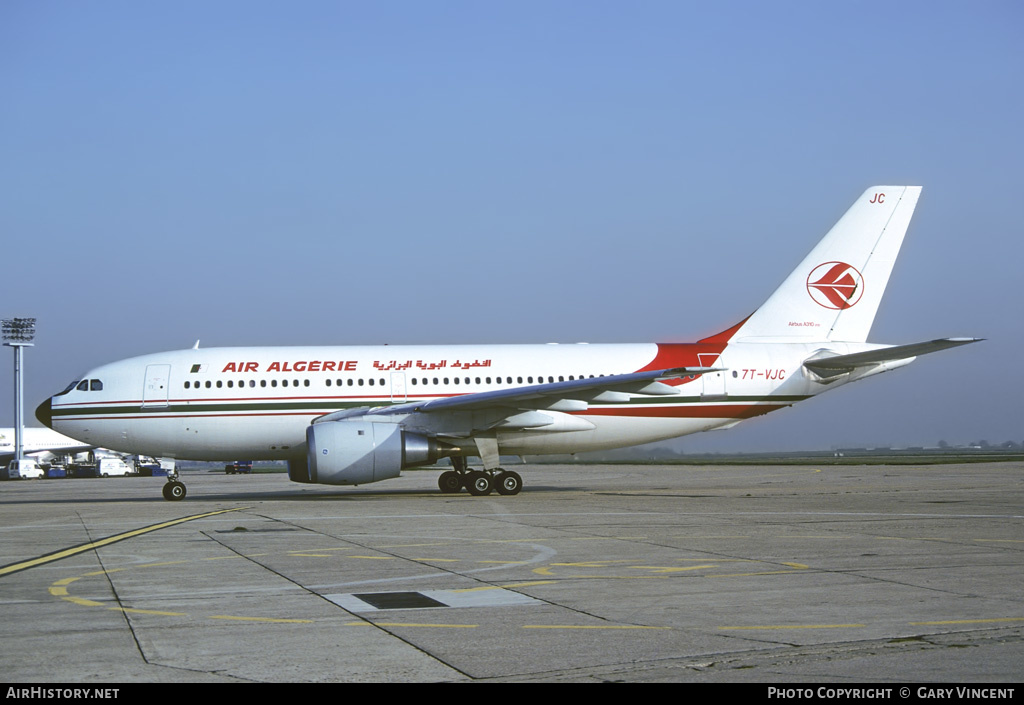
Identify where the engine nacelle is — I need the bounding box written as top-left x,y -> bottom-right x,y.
288,421 -> 449,486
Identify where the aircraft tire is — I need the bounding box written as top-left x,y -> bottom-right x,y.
162,481 -> 187,502
438,471 -> 462,494
495,470 -> 523,496
465,471 -> 493,496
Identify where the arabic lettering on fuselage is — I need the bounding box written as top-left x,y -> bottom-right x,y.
217,359 -> 494,374
372,359 -> 493,372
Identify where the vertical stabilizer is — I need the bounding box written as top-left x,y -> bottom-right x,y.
728,186 -> 921,343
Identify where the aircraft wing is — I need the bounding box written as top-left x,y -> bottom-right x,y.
803,337 -> 982,378
392,367 -> 716,413
313,366 -> 718,427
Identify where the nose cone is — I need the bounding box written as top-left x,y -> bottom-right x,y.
35,398 -> 53,428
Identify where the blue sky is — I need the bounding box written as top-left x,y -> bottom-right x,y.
2,1 -> 1021,451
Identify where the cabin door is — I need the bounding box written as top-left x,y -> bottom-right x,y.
142,364 -> 171,408
698,353 -> 727,400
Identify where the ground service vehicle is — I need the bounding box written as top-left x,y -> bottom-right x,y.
97,457 -> 133,477
6,459 -> 45,480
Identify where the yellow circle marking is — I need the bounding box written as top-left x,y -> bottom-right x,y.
210,615 -> 313,623
910,617 -> 1024,625
720,624 -> 866,630
349,622 -> 479,628
523,624 -> 669,630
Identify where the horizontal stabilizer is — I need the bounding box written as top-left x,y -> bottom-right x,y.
803,338 -> 982,378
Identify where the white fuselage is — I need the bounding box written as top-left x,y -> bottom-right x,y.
42,340 -> 886,461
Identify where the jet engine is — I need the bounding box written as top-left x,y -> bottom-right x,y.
288,420 -> 454,485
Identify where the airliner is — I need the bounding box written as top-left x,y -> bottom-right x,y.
35,186 -> 980,501
0,427 -> 94,465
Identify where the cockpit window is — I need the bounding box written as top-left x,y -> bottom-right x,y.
65,379 -> 103,393
55,381 -> 80,396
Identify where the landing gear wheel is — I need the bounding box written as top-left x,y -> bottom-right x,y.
495,470 -> 523,496
162,481 -> 187,501
438,470 -> 462,494
465,471 -> 493,496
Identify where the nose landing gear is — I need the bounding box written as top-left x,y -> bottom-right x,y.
161,469 -> 187,501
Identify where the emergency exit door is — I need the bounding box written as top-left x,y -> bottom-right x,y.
390,372 -> 407,403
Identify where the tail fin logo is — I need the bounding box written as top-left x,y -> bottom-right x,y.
807,262 -> 864,310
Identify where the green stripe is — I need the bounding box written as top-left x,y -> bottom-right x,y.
53,400 -> 369,417
52,394 -> 811,419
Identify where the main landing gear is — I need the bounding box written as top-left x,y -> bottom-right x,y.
437,457 -> 522,496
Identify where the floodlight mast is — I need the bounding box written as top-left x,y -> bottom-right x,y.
2,318 -> 36,466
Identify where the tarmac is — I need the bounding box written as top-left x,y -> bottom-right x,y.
1,461 -> 1021,683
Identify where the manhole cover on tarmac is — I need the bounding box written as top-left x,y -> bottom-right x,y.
352,592 -> 448,610
325,588 -> 541,612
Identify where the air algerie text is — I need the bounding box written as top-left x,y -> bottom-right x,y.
221,361 -> 359,373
